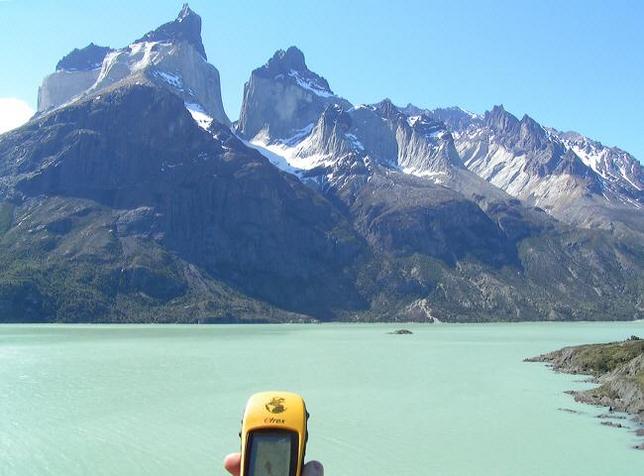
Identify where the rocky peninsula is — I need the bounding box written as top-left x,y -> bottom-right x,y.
526,336 -> 644,449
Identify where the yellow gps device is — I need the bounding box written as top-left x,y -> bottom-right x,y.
239,391 -> 309,476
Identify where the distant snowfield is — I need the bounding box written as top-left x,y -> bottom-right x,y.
287,69 -> 334,97
248,125 -> 334,173
0,98 -> 34,134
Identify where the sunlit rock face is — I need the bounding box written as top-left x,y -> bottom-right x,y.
2,6 -> 643,324
37,43 -> 113,112
237,46 -> 351,141
450,105 -> 643,231
36,4 -> 230,126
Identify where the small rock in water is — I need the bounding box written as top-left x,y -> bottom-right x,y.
558,408 -> 581,414
600,421 -> 624,428
388,329 -> 413,335
597,413 -> 626,420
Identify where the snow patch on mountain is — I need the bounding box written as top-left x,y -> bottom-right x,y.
37,5 -> 230,126
130,42 -> 167,71
345,133 -> 365,151
458,133 -> 589,208
245,140 -> 302,176
560,135 -> 642,194
185,102 -> 212,130
250,125 -> 337,171
247,114 -> 372,179
400,167 -> 449,183
287,70 -> 334,98
155,70 -> 183,89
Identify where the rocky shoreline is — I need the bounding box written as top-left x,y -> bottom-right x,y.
526,336 -> 644,449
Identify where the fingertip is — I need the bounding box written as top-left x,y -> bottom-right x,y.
224,452 -> 241,475
303,460 -> 324,476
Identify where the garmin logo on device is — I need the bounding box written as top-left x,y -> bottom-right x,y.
265,397 -> 287,414
264,417 -> 286,424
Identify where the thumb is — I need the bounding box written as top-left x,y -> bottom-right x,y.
223,453 -> 241,476
303,460 -> 324,476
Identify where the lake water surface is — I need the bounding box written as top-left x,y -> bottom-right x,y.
1,322 -> 643,475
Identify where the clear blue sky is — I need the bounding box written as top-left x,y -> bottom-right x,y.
1,0 -> 642,160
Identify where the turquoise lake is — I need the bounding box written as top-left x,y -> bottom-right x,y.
1,322 -> 643,475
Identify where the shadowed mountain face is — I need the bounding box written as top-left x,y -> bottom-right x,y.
0,85 -> 366,321
1,5 -> 643,323
56,43 -> 114,72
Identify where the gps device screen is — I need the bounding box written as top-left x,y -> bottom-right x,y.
246,430 -> 299,476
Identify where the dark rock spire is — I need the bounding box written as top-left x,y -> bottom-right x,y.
136,3 -> 207,60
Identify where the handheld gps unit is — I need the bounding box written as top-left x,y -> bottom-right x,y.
239,391 -> 309,476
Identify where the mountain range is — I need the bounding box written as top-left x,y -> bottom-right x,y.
0,4 -> 642,323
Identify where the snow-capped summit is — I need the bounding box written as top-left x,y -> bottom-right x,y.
257,46 -> 334,98
401,105 -> 480,132
36,4 -> 230,126
555,130 -> 643,193
136,3 -> 207,60
237,46 -> 351,141
454,105 -> 643,229
5,7 -> 644,325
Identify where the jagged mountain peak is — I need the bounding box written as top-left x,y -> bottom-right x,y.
484,104 -> 520,133
253,46 -> 334,97
520,113 -> 538,125
268,46 -> 307,72
177,3 -> 196,21
558,129 -> 634,158
37,4 -> 230,125
401,103 -> 425,116
9,4 -> 644,325
56,43 -> 113,72
238,46 -> 349,140
416,106 -> 481,132
407,113 -> 448,136
520,113 -> 546,133
456,102 -> 644,230
320,103 -> 351,129
135,3 -> 206,59
372,98 -> 404,120
371,100 -> 450,138
553,128 -> 643,198
519,114 -> 549,148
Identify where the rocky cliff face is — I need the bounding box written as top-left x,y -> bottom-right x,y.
248,86 -> 508,208
0,85 -> 365,321
37,43 -> 113,112
1,6 -> 643,323
238,48 -> 643,323
556,130 -> 643,206
452,105 -> 642,231
36,4 -> 230,126
237,46 -> 351,140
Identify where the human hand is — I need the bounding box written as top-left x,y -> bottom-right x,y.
223,453 -> 324,476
